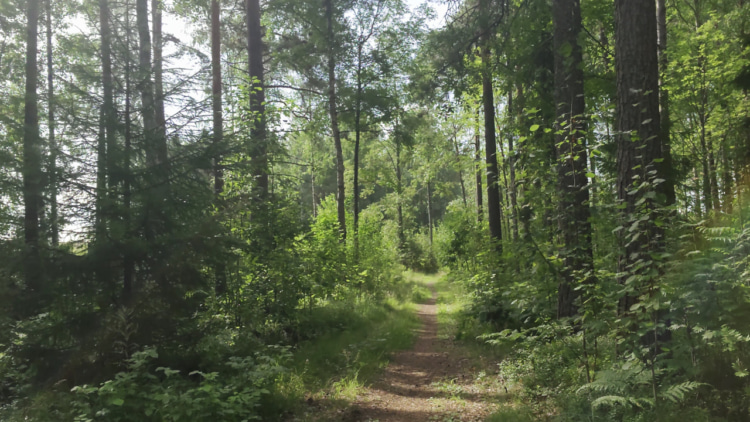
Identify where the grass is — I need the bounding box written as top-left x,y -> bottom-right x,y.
260,277 -> 423,420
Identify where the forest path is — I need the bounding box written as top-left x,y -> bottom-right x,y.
345,274 -> 501,422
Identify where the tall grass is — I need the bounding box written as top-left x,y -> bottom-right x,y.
259,280 -> 422,420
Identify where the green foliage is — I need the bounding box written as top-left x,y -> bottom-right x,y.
68,347 -> 288,422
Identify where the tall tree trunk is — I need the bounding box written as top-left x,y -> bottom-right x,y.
708,137 -> 720,212
657,0 -> 676,206
474,109 -> 483,222
507,90 -> 519,240
553,0 -> 594,319
481,35 -> 503,248
99,0 -> 117,240
247,0 -> 268,197
325,0 -> 346,241
95,109 -> 107,242
152,0 -> 167,143
123,0 -> 134,302
46,0 -> 58,247
722,135 -> 733,213
453,134 -> 467,207
699,116 -> 712,214
212,0 -> 223,196
396,141 -> 404,250
497,116 -> 510,237
515,83 -> 531,239
427,179 -> 433,245
212,0 -> 226,295
353,45 -> 363,255
23,0 -> 42,295
614,0 -> 664,314
136,0 -> 158,169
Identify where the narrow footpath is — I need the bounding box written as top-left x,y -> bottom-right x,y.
349,280 -> 501,422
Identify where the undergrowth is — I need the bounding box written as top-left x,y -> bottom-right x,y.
258,274 -> 424,420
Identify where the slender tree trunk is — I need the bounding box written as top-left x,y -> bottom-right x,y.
212,0 -> 223,196
123,0 -> 134,302
136,0 -> 158,168
694,166 -> 702,217
699,116 -> 712,213
311,151 -> 317,218
497,117 -> 510,236
152,0 -> 166,144
100,0 -> 117,239
482,35 -> 503,248
553,0 -> 594,318
657,0 -> 676,205
325,0 -> 346,241
46,0 -> 58,247
23,0 -> 42,295
515,83 -> 531,238
507,90 -> 519,240
709,137 -> 720,212
453,134 -> 467,207
353,46 -> 363,254
614,0 -> 664,314
211,0 -> 227,295
396,142 -> 404,250
95,109 -> 107,242
722,135 -> 733,213
427,179 -> 433,245
475,109 -> 483,222
247,0 -> 268,197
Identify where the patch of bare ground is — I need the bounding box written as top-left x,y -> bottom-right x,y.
304,281 -> 504,422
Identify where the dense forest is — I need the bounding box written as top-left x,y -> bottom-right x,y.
0,0 -> 749,419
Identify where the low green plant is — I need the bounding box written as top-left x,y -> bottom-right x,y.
69,347 -> 289,422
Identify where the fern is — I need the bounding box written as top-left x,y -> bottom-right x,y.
659,381 -> 705,403
591,395 -> 653,410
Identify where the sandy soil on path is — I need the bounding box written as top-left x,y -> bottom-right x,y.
339,281 -> 501,422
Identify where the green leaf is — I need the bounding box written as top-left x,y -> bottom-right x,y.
109,398 -> 124,406
530,124 -> 540,132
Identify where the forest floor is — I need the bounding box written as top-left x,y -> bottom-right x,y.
296,273 -> 506,421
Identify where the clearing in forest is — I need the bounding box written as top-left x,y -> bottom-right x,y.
313,273 -> 504,422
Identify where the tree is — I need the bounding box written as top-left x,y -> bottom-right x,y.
552,0 -> 594,318
613,0 -> 664,314
325,0 -> 347,241
479,0 -> 503,248
247,0 -> 268,197
23,0 -> 43,297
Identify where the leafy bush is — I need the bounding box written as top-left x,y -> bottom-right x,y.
70,347 -> 289,422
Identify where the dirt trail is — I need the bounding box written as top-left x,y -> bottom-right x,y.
348,281 -> 500,422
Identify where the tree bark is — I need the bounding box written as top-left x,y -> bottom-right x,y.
136,0 -> 158,168
95,110 -> 107,242
123,0 -> 134,302
99,0 -> 117,243
614,0 -> 664,314
481,36 -> 502,249
247,0 -> 268,197
507,90 -> 519,240
657,0 -> 676,206
152,0 -> 167,144
553,0 -> 594,319
212,0 -> 226,295
46,0 -> 58,247
427,179 -> 433,245
212,0 -> 223,197
452,133 -> 467,207
325,0 -> 346,241
23,0 -> 42,294
353,44 -> 363,255
474,108 -> 483,222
